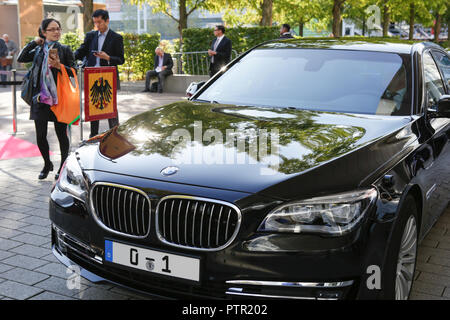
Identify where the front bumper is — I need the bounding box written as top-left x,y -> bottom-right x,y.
50,168 -> 396,300
52,224 -> 356,300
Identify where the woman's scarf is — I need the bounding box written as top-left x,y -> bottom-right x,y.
39,41 -> 58,106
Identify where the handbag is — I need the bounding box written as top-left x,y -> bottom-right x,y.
20,66 -> 34,106
51,66 -> 80,125
0,57 -> 12,67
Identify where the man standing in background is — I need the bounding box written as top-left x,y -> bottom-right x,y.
2,34 -> 18,78
279,24 -> 294,39
0,37 -> 7,87
208,25 -> 232,77
75,9 -> 125,138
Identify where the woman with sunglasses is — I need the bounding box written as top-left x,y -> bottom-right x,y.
18,18 -> 75,180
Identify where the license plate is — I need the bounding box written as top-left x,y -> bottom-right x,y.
104,240 -> 200,282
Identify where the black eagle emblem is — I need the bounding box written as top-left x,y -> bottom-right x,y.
90,77 -> 112,110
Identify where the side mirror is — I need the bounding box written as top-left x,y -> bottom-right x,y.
436,95 -> 450,117
186,81 -> 206,98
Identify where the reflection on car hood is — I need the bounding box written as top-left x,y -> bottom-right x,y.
78,101 -> 412,194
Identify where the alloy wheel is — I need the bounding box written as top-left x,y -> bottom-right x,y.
395,215 -> 417,300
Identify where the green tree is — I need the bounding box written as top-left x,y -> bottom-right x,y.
274,0 -> 328,36
80,0 -> 94,32
128,0 -> 209,41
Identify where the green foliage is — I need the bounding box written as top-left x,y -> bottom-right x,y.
60,32 -> 83,52
181,26 -> 279,75
183,26 -> 280,53
119,33 -> 161,81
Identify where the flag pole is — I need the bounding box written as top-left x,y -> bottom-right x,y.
78,60 -> 84,142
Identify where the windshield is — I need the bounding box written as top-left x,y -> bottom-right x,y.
197,49 -> 412,116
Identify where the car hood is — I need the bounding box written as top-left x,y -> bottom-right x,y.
78,101 -> 413,196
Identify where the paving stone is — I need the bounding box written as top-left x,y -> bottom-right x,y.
19,216 -> 51,227
34,262 -> 70,279
411,280 -> 445,296
2,254 -> 49,270
0,263 -> 14,273
428,256 -> 450,267
0,268 -> 50,285
74,287 -> 129,300
9,244 -> 51,259
28,209 -> 50,218
34,276 -> 89,298
417,272 -> 450,287
0,281 -> 44,300
0,226 -> 24,239
1,204 -> 35,214
444,288 -> 450,298
10,233 -> 49,246
41,253 -> 59,263
18,225 -> 51,237
0,218 -> 29,230
29,292 -> 76,300
0,250 -> 15,261
410,292 -> 446,300
416,262 -> 450,277
0,238 -> 23,251
0,211 -> 29,221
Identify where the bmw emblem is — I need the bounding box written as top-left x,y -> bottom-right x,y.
161,166 -> 179,177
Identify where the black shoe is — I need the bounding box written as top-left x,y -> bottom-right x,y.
38,163 -> 53,180
142,89 -> 150,92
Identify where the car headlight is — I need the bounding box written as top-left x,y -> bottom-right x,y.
258,188 -> 377,235
56,153 -> 88,202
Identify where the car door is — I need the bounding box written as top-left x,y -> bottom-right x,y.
420,49 -> 450,228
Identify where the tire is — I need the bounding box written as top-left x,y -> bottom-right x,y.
381,195 -> 419,300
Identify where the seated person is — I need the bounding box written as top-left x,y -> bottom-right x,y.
144,47 -> 173,93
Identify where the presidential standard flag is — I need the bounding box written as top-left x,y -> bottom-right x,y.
84,67 -> 118,122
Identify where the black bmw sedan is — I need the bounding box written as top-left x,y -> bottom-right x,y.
49,38 -> 450,300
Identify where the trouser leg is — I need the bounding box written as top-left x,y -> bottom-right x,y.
90,120 -> 99,138
34,119 -> 51,165
157,69 -> 172,92
108,117 -> 119,128
54,121 -> 69,171
146,70 -> 158,90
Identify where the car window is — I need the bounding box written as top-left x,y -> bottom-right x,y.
197,49 -> 412,116
431,51 -> 450,91
423,51 -> 446,109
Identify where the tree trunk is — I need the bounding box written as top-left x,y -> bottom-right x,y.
409,2 -> 415,40
382,3 -> 390,37
332,0 -> 344,37
178,0 -> 188,42
81,0 -> 94,33
260,0 -> 273,26
434,13 -> 441,42
299,21 -> 304,37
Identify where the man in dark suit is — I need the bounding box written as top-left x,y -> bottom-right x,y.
279,24 -> 294,39
0,38 -> 7,87
75,9 -> 125,138
143,47 -> 173,93
208,25 -> 232,77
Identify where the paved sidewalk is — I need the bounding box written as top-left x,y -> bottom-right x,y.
0,83 -> 449,299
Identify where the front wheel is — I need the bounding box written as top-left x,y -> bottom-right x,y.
382,195 -> 419,300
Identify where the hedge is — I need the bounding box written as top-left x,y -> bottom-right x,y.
119,33 -> 161,81
181,26 -> 279,75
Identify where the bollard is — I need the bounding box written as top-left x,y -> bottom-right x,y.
11,69 -> 17,135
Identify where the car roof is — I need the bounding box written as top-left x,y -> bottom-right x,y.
257,37 -> 445,55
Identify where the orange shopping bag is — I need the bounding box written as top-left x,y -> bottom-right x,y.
51,66 -> 80,125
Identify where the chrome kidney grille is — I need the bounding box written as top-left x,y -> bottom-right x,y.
156,196 -> 241,251
90,183 -> 151,238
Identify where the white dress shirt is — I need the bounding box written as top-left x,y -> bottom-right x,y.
96,28 -> 109,67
